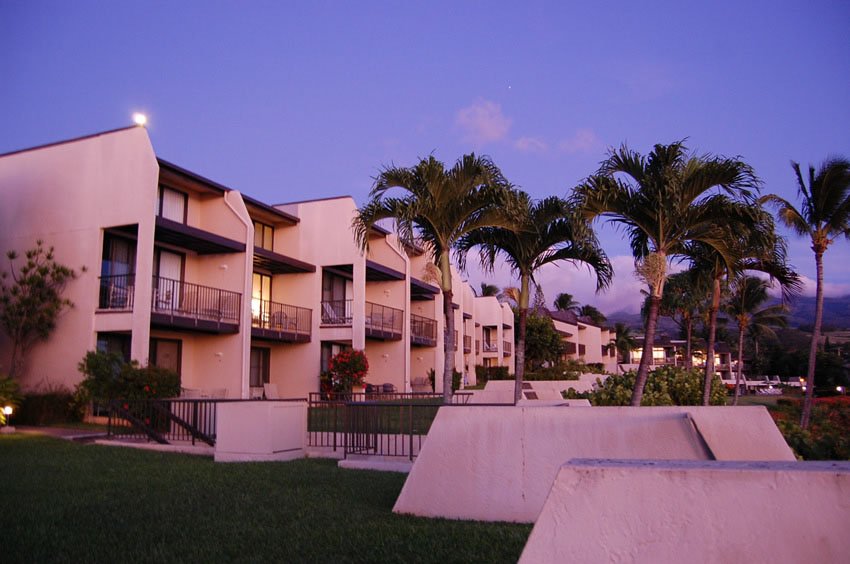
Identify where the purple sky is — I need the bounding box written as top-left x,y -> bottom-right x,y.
2,1 -> 849,313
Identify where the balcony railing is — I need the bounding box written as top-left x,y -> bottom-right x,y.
98,274 -> 135,310
252,299 -> 312,342
503,340 -> 512,356
483,341 -> 498,353
321,299 -> 352,325
411,314 -> 437,347
151,276 -> 241,332
463,335 -> 472,353
365,301 -> 403,340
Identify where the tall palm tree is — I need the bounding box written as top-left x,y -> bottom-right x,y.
655,270 -> 708,369
353,154 -> 515,403
612,322 -> 637,364
574,141 -> 760,405
478,282 -> 500,297
727,275 -> 789,405
553,292 -> 580,313
499,286 -> 521,307
578,304 -> 607,325
684,201 -> 798,404
459,191 -> 612,402
761,157 -> 850,428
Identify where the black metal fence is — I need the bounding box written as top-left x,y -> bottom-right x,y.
307,391 -> 472,460
107,398 -> 221,446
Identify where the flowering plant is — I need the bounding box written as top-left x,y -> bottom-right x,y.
328,349 -> 369,391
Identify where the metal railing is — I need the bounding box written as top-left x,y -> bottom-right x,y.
307,391 -> 472,459
463,335 -> 472,353
98,274 -> 135,310
252,298 -> 311,337
321,299 -> 352,325
152,276 -> 241,325
107,398 -> 220,445
483,341 -> 499,353
411,314 -> 437,346
365,301 -> 403,339
503,340 -> 512,355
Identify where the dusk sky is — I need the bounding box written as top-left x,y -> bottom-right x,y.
3,1 -> 849,313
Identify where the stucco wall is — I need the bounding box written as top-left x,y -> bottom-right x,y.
0,127 -> 158,391
393,405 -> 795,523
520,459 -> 850,564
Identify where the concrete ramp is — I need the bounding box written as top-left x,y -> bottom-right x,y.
393,406 -> 794,523
520,459 -> 850,563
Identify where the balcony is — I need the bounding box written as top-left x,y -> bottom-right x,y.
321,299 -> 352,326
251,299 -> 311,343
483,341 -> 498,353
365,301 -> 403,341
151,276 -> 241,334
503,341 -> 512,356
98,274 -> 135,310
411,314 -> 437,347
463,335 -> 472,354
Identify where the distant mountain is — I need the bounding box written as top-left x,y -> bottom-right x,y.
605,295 -> 850,333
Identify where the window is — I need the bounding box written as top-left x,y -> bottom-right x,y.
149,338 -> 181,375
320,342 -> 351,373
101,234 -> 136,278
253,221 -> 274,251
157,186 -> 187,223
250,347 -> 270,387
96,333 -> 131,362
252,272 -> 272,324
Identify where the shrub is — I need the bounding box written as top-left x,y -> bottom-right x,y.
524,360 -> 598,381
584,367 -> 726,406
17,391 -> 81,425
427,368 -> 461,392
476,365 -> 510,381
770,396 -> 850,460
76,350 -> 180,403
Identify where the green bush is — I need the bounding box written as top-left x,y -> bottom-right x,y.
0,375 -> 23,425
17,392 -> 82,425
579,367 -> 726,406
427,368 -> 462,392
524,360 -> 600,381
476,365 -> 510,382
76,350 -> 180,402
770,397 -> 850,460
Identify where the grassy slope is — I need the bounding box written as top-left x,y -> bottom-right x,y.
1,436 -> 530,563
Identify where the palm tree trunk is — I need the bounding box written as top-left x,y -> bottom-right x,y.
631,289 -> 661,406
733,319 -> 746,406
514,274 -> 530,403
685,316 -> 693,370
442,287 -> 455,404
801,250 -> 825,429
703,276 -> 721,406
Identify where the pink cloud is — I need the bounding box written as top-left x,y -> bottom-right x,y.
455,99 -> 512,145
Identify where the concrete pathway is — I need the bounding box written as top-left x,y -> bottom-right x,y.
14,425 -> 108,441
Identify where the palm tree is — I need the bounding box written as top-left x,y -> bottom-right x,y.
477,283 -> 500,297
578,304 -> 607,325
655,270 -> 708,369
761,157 -> 850,428
499,286 -> 521,307
612,322 -> 637,363
553,292 -> 580,313
574,141 -> 759,405
459,191 -> 612,402
684,201 -> 798,404
727,275 -> 789,405
353,154 -> 515,403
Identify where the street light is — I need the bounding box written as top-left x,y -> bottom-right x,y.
1,405 -> 13,433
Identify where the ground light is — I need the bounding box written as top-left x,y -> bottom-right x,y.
1,405 -> 14,434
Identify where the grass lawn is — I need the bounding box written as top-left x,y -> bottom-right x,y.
0,435 -> 530,563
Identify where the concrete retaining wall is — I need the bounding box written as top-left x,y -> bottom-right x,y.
393,406 -> 794,522
520,459 -> 850,563
215,400 -> 306,462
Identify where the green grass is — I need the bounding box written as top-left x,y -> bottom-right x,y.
0,435 -> 530,563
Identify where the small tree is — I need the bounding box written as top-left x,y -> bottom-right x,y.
0,241 -> 83,379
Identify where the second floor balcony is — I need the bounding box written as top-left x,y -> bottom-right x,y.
503,341 -> 512,356
321,299 -> 352,326
411,314 -> 437,347
252,299 -> 311,343
483,340 -> 499,353
151,276 -> 241,334
463,335 -> 472,354
365,301 -> 403,341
